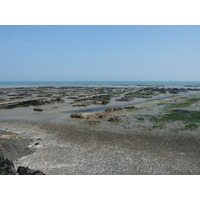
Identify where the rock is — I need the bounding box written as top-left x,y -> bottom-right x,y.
102,99 -> 110,105
33,108 -> 43,111
105,108 -> 114,113
17,166 -> 45,175
94,99 -> 110,105
56,97 -> 64,102
85,114 -> 96,119
0,149 -> 15,175
124,105 -> 135,109
96,112 -> 107,118
0,136 -> 35,161
113,107 -> 124,111
0,148 -> 45,175
71,114 -> 84,118
105,107 -> 124,113
108,116 -> 120,122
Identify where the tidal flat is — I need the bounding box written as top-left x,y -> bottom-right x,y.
0,86 -> 200,174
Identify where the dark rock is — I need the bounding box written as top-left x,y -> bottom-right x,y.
33,108 -> 43,111
0,149 -> 15,175
113,107 -> 124,111
17,166 -> 45,175
71,113 -> 84,118
102,99 -> 110,105
56,97 -> 64,102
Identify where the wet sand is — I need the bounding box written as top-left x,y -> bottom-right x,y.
0,86 -> 200,174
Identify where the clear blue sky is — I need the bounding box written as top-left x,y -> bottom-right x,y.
0,25 -> 200,81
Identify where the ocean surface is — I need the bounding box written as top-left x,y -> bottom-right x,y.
0,81 -> 200,88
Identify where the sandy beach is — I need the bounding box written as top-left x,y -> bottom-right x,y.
1,86 -> 200,174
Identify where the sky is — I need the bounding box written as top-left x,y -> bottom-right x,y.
0,25 -> 200,82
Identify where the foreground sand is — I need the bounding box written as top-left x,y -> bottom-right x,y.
0,86 -> 200,174
0,119 -> 199,175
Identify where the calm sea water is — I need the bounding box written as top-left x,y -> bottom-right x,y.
0,81 -> 200,88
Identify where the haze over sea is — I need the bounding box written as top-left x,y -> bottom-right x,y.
1,81 -> 200,88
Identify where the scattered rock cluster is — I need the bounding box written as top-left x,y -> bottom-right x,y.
0,98 -> 64,109
70,106 -> 135,123
1,86 -> 200,111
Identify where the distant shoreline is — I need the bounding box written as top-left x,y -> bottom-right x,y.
1,81 -> 200,89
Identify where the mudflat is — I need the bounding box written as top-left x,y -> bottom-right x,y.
0,86 -> 200,174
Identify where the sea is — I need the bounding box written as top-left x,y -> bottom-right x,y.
0,81 -> 200,89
